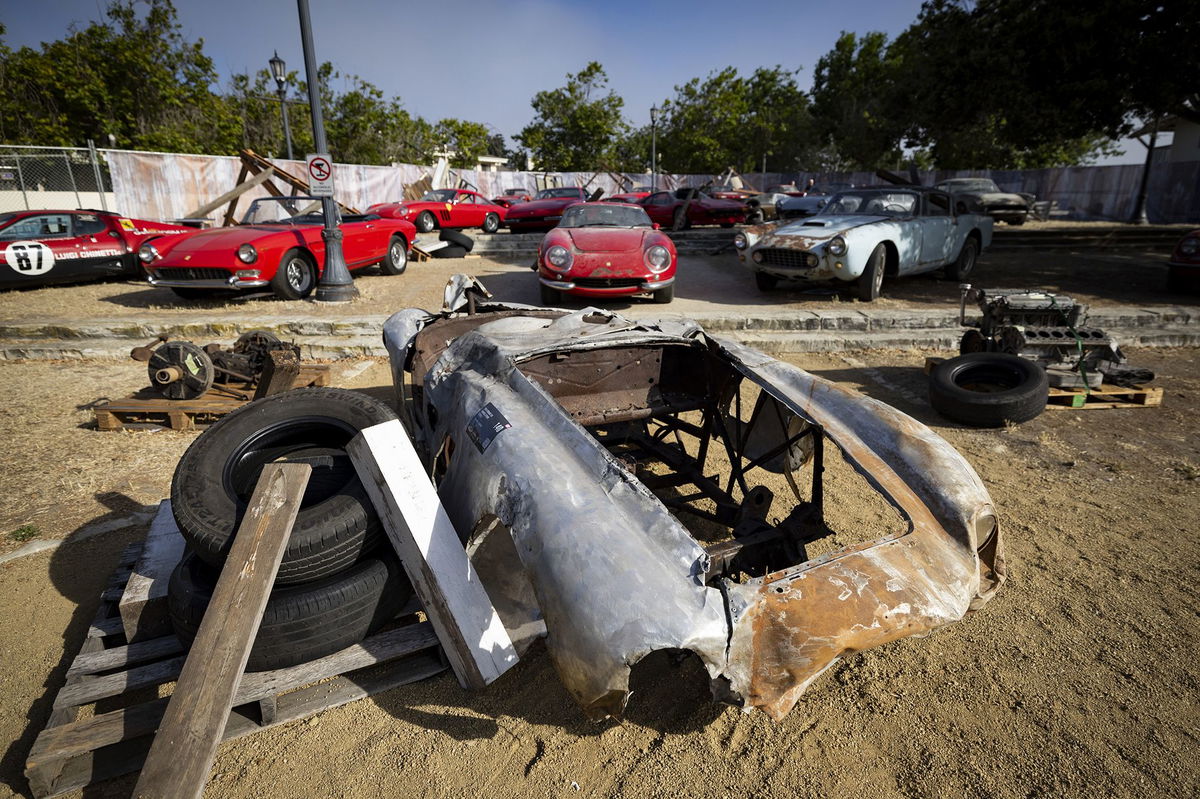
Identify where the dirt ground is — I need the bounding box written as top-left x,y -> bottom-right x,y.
0,242 -> 1188,330
0,344 -> 1197,798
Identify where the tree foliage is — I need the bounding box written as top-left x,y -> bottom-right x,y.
809,33 -> 903,170
655,66 -> 815,174
515,62 -> 627,171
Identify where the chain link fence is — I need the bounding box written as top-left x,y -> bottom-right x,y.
0,144 -> 114,214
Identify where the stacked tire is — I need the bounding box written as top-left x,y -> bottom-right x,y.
167,388 -> 413,671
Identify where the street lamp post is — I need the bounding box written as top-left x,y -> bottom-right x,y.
268,51 -> 294,161
297,0 -> 357,302
650,105 -> 658,192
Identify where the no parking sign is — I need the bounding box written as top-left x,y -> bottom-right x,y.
306,153 -> 334,197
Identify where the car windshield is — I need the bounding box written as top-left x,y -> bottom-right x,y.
938,179 -> 1000,193
240,197 -> 330,225
535,188 -> 583,199
559,204 -> 652,228
419,189 -> 457,202
821,190 -> 919,217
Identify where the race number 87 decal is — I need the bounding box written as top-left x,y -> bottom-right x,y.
5,241 -> 55,276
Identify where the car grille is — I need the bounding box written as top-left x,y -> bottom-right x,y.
158,267 -> 231,281
573,277 -> 644,289
758,248 -> 818,269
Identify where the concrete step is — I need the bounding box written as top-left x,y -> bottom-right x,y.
8,323 -> 1197,362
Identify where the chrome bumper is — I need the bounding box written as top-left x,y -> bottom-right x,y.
147,274 -> 270,289
539,276 -> 674,292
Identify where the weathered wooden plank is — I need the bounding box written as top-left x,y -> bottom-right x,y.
28,624 -> 440,776
132,462 -> 310,799
67,635 -> 184,679
253,349 -> 301,400
27,652 -> 447,799
52,656 -> 185,711
349,420 -> 518,690
119,501 -> 186,643
86,616 -> 125,639
182,164 -> 272,220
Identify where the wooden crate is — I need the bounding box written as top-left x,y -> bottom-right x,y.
93,364 -> 332,431
1046,384 -> 1163,410
24,541 -> 446,798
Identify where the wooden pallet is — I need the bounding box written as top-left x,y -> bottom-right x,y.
24,541 -> 446,798
93,364 -> 332,431
1046,384 -> 1163,410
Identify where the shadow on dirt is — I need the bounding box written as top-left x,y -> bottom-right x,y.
1,492 -> 155,798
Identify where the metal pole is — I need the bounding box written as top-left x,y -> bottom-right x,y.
87,139 -> 107,211
64,152 -> 81,209
14,152 -> 28,210
297,0 -> 357,302
278,87 -> 294,162
1130,117 -> 1158,225
650,105 -> 657,192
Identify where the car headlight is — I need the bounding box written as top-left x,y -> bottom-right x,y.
545,245 -> 573,270
733,233 -> 748,250
237,243 -> 258,264
138,243 -> 159,264
1181,237 -> 1199,255
827,236 -> 847,257
397,205 -> 410,217
644,245 -> 671,273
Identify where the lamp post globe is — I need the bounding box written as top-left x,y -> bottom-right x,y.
268,51 -> 294,161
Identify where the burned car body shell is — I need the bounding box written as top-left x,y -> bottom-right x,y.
382,295 -> 1004,720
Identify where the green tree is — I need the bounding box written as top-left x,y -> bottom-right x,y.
434,118 -> 492,168
515,62 -> 627,171
0,0 -> 238,152
809,32 -> 904,170
655,66 -> 815,175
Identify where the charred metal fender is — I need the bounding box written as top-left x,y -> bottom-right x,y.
381,291 -> 1005,720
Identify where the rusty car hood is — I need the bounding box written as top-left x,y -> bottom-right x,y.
563,227 -> 649,253
381,290 -> 1005,721
770,215 -> 890,240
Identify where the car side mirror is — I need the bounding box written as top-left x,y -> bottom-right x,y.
652,223 -> 660,230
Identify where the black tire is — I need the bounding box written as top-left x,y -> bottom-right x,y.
540,283 -> 560,305
857,243 -> 886,301
430,244 -> 468,259
168,551 -> 413,672
755,272 -> 778,291
929,353 -> 1049,427
482,213 -> 500,234
415,211 -> 437,233
945,236 -> 979,281
439,229 -> 474,252
271,248 -> 317,300
380,235 -> 407,275
959,329 -> 988,355
720,222 -> 735,229
171,387 -> 397,585
653,284 -> 674,303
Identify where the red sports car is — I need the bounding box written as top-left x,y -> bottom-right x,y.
141,196 -> 416,300
504,187 -> 592,232
0,209 -> 193,290
368,189 -> 506,234
536,202 -> 676,305
490,188 -> 532,208
603,186 -> 655,204
638,189 -> 747,229
1167,228 -> 1200,293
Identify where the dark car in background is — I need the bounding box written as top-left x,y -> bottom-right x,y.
933,178 -> 1034,225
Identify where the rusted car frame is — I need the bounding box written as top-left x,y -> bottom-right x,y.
382,287 -> 1005,720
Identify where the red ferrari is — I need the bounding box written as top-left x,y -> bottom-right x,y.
490,188 -> 532,208
368,189 -> 506,234
141,196 -> 416,300
638,189 -> 747,229
0,209 -> 193,290
536,202 -> 676,305
504,187 -> 592,232
603,186 -> 655,204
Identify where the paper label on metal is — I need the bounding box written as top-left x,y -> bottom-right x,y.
466,402 -> 511,453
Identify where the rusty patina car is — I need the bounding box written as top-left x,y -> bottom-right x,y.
382,279 -> 1005,720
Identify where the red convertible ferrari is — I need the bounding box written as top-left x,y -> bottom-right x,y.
141,196 -> 416,300
638,189 -> 747,229
536,202 -> 676,305
368,189 -> 506,234
504,187 -> 592,232
490,188 -> 532,208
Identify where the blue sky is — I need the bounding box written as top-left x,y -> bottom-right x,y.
4,0 -> 1144,163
